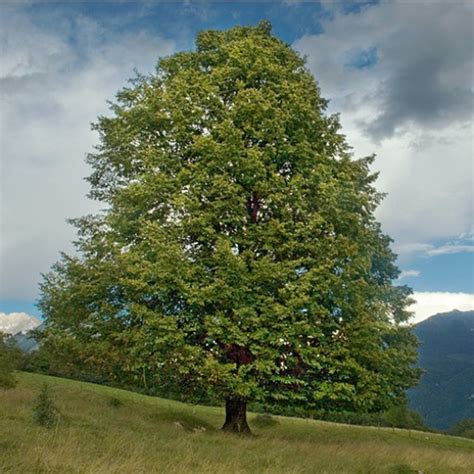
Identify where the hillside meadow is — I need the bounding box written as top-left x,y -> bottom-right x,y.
1,372 -> 473,473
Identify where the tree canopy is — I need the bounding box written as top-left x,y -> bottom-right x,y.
39,21 -> 420,433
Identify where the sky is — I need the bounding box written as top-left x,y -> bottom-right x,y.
0,0 -> 473,333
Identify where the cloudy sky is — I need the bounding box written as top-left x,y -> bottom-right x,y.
1,0 -> 473,332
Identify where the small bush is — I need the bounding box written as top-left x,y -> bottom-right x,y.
381,406 -> 426,431
249,402 -> 429,431
449,418 -> 474,439
108,397 -> 123,408
33,384 -> 59,428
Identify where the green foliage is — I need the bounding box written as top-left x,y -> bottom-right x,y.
39,22 -> 420,414
381,405 -> 427,430
251,402 -> 428,431
33,384 -> 59,429
450,419 -> 474,439
0,333 -> 22,389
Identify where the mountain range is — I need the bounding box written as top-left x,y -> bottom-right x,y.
12,323 -> 43,352
408,310 -> 474,430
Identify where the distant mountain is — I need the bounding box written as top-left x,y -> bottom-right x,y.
408,310 -> 474,430
12,322 -> 44,352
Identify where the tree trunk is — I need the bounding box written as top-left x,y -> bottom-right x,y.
222,398 -> 251,434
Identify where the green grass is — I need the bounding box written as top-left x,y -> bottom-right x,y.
1,372 -> 473,473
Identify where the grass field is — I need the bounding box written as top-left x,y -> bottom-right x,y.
1,372 -> 473,473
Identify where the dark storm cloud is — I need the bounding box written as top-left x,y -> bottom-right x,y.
294,1 -> 473,250
364,2 -> 474,140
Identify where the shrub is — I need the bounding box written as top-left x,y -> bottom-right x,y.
449,419 -> 474,439
108,397 -> 123,408
33,384 -> 59,428
249,402 -> 429,431
381,405 -> 426,430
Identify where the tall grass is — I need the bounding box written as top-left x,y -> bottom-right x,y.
1,372 -> 472,473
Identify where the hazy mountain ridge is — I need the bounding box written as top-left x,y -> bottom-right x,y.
408,310 -> 474,430
11,322 -> 44,352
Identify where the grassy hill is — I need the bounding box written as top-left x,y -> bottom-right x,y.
1,372 -> 473,473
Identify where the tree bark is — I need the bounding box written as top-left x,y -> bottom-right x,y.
247,193 -> 260,224
222,398 -> 251,434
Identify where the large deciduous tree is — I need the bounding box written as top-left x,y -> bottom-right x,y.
39,22 -> 420,433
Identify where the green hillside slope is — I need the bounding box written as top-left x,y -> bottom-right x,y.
1,372 -> 473,473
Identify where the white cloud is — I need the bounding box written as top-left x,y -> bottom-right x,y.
393,240 -> 474,259
392,243 -> 434,257
458,231 -> 474,241
398,269 -> 420,280
409,292 -> 474,324
0,312 -> 41,335
293,1 -> 473,252
425,244 -> 474,257
0,7 -> 176,299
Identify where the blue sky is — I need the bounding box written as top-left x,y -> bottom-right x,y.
23,1 -> 328,45
1,1 -> 473,330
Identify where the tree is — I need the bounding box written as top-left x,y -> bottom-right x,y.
39,22 -> 420,433
0,332 -> 22,389
450,419 -> 474,439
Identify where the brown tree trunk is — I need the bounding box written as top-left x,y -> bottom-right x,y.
247,192 -> 260,224
222,398 -> 251,434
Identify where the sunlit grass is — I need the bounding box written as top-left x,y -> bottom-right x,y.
1,372 -> 473,473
